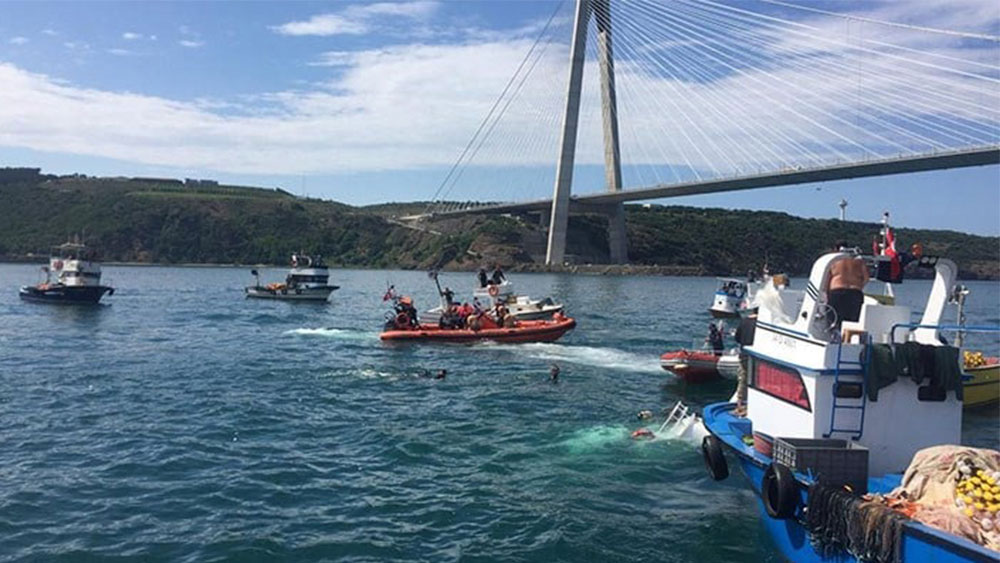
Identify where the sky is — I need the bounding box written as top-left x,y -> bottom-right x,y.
0,0 -> 998,235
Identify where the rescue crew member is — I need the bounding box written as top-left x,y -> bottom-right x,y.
478,268 -> 489,288
491,265 -> 506,286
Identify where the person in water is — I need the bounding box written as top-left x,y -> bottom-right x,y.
491,265 -> 505,286
707,323 -> 724,355
549,364 -> 560,383
478,268 -> 489,288
826,243 -> 869,328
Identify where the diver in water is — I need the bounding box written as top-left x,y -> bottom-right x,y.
549,364 -> 560,383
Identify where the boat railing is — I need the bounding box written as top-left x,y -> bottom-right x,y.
888,323 -> 1000,343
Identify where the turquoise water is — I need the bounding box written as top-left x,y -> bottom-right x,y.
1,264 -> 997,562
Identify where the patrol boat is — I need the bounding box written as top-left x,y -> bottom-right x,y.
245,254 -> 339,301
698,248 -> 999,562
19,241 -> 114,304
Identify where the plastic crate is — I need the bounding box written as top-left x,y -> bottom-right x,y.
773,437 -> 869,494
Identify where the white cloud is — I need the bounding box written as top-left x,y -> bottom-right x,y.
274,14 -> 368,36
107,48 -> 132,56
273,1 -> 439,36
41,28 -> 58,36
8,36 -> 29,45
122,31 -> 142,40
179,40 -> 204,48
0,0 -> 994,188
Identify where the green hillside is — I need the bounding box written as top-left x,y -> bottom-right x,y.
0,169 -> 996,279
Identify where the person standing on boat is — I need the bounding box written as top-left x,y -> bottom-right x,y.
442,286 -> 455,307
707,323 -> 724,355
491,265 -> 506,286
734,314 -> 757,416
826,244 -> 869,328
478,268 -> 489,288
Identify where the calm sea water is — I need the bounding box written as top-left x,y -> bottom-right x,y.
1,264 -> 997,562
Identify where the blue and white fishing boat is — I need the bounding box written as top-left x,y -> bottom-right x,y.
245,253 -> 339,301
699,248 -> 999,562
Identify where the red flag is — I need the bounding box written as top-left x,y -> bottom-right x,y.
884,228 -> 901,279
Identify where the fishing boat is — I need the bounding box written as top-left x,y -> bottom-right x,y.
950,284 -> 1000,409
245,253 -> 339,301
19,241 -> 114,304
697,247 -> 1000,562
964,354 -> 999,409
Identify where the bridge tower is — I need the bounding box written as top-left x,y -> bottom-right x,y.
546,0 -> 628,265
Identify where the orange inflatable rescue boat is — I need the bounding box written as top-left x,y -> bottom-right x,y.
380,312 -> 576,343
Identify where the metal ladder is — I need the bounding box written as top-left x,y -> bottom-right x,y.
658,401 -> 691,433
824,336 -> 871,440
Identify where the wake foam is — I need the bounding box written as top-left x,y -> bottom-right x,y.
481,342 -> 662,374
284,327 -> 378,341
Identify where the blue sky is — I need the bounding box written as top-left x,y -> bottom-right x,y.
0,0 -> 997,235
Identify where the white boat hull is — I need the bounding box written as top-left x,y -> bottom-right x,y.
245,286 -> 336,301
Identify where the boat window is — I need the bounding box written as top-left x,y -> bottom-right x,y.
750,358 -> 811,411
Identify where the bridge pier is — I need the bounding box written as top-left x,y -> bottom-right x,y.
546,0 -> 627,265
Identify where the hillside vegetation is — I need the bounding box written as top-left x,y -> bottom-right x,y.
0,171 -> 996,279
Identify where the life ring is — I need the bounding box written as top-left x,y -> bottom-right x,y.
488,285 -> 499,297
762,463 -> 798,519
395,312 -> 410,328
631,428 -> 655,440
702,435 -> 729,481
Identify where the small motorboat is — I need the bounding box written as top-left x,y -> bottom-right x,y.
245,253 -> 339,301
660,348 -> 739,383
19,241 -> 114,304
419,274 -> 563,325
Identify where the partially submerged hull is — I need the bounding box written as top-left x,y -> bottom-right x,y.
19,284 -> 113,304
380,316 -> 576,343
245,285 -> 338,301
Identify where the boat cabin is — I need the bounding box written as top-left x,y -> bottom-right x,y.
49,242 -> 103,287
746,251 -> 963,475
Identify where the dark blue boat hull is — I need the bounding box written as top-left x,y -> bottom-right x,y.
703,402 -> 998,563
19,285 -> 114,304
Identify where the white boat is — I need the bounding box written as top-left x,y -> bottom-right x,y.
19,241 -> 114,304
245,254 -> 339,301
419,278 -> 563,325
698,246 -> 1000,562
708,277 -> 751,318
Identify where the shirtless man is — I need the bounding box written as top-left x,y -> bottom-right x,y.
826,244 -> 869,325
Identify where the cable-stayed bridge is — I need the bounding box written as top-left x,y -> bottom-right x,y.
406,0 -> 1000,265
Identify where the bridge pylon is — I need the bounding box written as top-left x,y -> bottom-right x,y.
546,0 -> 628,265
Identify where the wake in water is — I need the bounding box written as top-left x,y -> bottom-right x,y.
284,327 -> 379,341
478,342 -> 663,374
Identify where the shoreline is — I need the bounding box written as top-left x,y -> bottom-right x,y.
1,257 -> 995,280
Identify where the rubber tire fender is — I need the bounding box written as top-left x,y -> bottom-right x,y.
762,462 -> 798,519
701,435 -> 729,481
